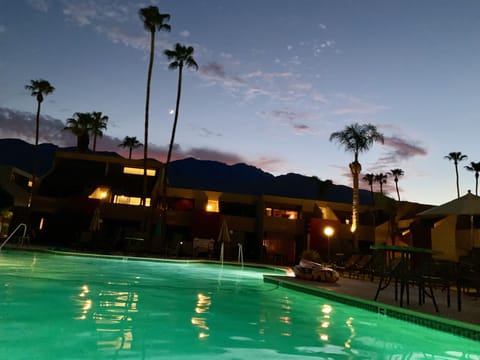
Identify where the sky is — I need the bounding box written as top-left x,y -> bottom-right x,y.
2,0 -> 480,206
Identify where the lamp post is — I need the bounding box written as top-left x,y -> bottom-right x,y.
324,226 -> 334,263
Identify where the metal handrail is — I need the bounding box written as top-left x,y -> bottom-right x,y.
0,223 -> 27,251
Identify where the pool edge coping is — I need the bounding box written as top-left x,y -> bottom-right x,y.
263,275 -> 480,342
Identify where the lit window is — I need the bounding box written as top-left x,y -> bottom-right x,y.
123,167 -> 156,176
265,207 -> 298,220
89,187 -> 110,201
28,180 -> 33,188
113,195 -> 150,206
206,200 -> 219,212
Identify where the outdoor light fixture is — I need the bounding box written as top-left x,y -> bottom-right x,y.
324,226 -> 334,262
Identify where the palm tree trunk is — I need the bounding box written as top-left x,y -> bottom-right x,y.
349,161 -> 361,252
143,29 -> 155,207
455,163 -> 460,198
93,134 -> 97,152
476,173 -> 478,196
160,65 -> 183,248
35,101 -> 41,147
395,181 -> 401,201
128,147 -> 132,160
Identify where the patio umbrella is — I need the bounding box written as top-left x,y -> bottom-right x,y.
89,207 -> 101,232
217,219 -> 231,263
417,191 -> 480,217
417,191 -> 480,247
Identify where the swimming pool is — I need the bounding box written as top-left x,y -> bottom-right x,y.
0,250 -> 478,359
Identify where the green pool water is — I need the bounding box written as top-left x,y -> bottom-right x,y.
0,250 -> 478,359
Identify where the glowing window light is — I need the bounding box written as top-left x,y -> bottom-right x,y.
113,195 -> 150,207
123,167 -> 156,176
89,187 -> 110,200
206,200 -> 219,212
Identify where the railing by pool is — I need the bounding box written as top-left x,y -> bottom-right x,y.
0,223 -> 27,251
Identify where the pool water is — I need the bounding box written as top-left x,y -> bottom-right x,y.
0,251 -> 478,359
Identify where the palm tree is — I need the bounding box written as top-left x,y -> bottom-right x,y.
119,136 -> 143,159
64,112 -> 93,152
375,173 -> 388,194
25,79 -> 55,147
330,123 -> 384,251
389,168 -> 404,201
363,173 -> 376,205
90,112 -> 108,152
161,43 -> 198,209
25,79 -> 54,189
464,161 -> 480,195
139,5 -> 171,206
445,152 -> 468,198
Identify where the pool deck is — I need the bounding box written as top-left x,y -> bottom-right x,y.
264,274 -> 480,340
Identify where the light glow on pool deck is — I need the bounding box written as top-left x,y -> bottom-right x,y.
0,250 -> 479,359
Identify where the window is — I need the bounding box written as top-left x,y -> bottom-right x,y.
123,167 -> 156,176
89,187 -> 110,200
113,195 -> 150,206
206,200 -> 219,212
265,207 -> 298,220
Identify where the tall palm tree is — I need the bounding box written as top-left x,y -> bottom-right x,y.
363,173 -> 375,205
64,112 -> 93,153
445,151 -> 468,198
90,111 -> 108,152
25,79 -> 55,147
119,136 -> 143,159
161,43 -> 198,209
375,173 -> 388,195
389,168 -> 404,201
25,79 -> 55,190
139,6 -> 171,206
464,161 -> 480,195
330,123 -> 384,251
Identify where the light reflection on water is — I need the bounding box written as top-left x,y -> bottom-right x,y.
0,250 -> 479,359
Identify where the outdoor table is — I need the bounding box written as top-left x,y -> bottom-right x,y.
371,245 -> 439,312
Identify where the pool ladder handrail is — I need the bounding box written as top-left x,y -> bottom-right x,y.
0,223 -> 28,251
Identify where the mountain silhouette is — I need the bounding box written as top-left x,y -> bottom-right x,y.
0,138 -> 372,205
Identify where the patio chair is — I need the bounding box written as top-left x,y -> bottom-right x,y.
335,254 -> 361,276
348,254 -> 374,279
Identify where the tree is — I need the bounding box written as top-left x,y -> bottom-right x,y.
25,79 -> 55,147
64,112 -> 93,152
363,173 -> 375,205
445,151 -> 468,198
119,136 -> 143,159
389,168 -> 404,201
139,5 -> 171,206
330,123 -> 384,251
375,173 -> 388,195
161,43 -> 198,209
90,111 -> 109,152
464,161 -> 480,195
25,79 -> 55,187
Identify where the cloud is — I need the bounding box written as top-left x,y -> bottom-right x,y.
179,30 -> 190,37
381,136 -> 427,162
0,108 -> 75,146
28,0 -> 49,12
0,25 -> 6,33
1,107 -> 282,173
333,96 -> 388,115
199,62 -> 246,87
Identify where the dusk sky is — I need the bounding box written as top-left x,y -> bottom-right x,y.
2,0 -> 480,206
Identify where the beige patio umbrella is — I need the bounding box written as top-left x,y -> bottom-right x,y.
417,190 -> 480,248
417,191 -> 480,217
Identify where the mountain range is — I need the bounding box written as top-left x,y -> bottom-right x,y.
0,138 -> 372,205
